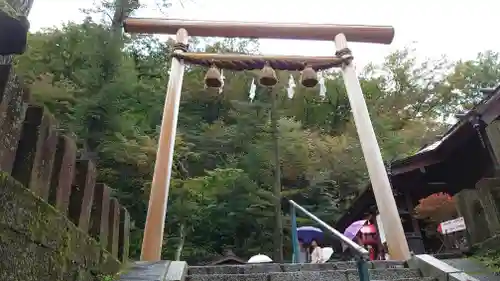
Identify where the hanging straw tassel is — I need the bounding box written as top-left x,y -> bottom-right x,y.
249,78 -> 257,102
300,64 -> 318,88
319,73 -> 327,100
259,62 -> 278,87
204,64 -> 223,88
287,74 -> 296,99
219,69 -> 225,94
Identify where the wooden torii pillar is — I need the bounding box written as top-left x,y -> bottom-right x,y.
123,17 -> 411,262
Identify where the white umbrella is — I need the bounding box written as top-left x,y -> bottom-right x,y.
247,254 -> 273,263
321,247 -> 334,262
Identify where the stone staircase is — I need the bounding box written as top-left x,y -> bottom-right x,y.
186,261 -> 434,281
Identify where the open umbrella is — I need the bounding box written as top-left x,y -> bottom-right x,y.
343,219 -> 367,240
248,254 -> 273,263
321,247 -> 334,262
297,226 -> 323,243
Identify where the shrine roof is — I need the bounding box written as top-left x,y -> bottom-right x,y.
335,85 -> 500,231
391,84 -> 500,175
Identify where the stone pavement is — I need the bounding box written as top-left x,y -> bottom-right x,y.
118,261 -> 187,281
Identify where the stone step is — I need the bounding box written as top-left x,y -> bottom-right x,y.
373,279 -> 434,281
186,268 -> 421,281
188,261 -> 406,275
119,261 -> 171,281
118,260 -> 188,281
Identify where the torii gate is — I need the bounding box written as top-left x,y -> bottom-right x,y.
123,17 -> 411,262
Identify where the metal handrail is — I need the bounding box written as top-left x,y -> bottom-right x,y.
289,200 -> 371,281
289,200 -> 369,259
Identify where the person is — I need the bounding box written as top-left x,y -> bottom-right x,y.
310,239 -> 324,263
383,243 -> 390,260
341,242 -> 350,260
342,235 -> 362,261
297,238 -> 308,263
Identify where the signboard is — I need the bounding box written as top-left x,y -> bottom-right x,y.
439,217 -> 466,234
376,214 -> 386,243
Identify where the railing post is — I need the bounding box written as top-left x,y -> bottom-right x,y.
356,257 -> 371,281
291,204 -> 299,264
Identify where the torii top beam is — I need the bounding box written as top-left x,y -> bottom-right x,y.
123,18 -> 395,45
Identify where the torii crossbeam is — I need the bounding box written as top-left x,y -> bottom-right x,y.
123,17 -> 410,262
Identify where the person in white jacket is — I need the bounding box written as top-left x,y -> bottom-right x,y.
310,239 -> 324,263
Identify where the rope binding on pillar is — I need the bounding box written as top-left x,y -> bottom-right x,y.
335,48 -> 353,66
173,42 -> 189,52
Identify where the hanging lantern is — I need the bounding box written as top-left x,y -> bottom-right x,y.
204,64 -> 222,88
300,64 -> 318,88
259,62 -> 278,87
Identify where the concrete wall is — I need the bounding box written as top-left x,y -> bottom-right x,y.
455,175 -> 500,249
0,65 -> 130,280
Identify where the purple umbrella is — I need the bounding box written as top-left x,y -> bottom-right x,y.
343,219 -> 367,240
297,226 -> 323,243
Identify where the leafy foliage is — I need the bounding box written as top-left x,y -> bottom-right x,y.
473,248 -> 500,273
414,192 -> 458,238
14,2 -> 500,263
414,192 -> 457,223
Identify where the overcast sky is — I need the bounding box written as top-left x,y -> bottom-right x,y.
30,0 -> 498,68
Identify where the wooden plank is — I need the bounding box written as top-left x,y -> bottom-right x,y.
124,17 -> 395,44
90,183 -> 111,248
68,160 -> 97,233
11,105 -> 58,199
48,135 -> 77,214
118,206 -> 130,263
108,198 -> 121,258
